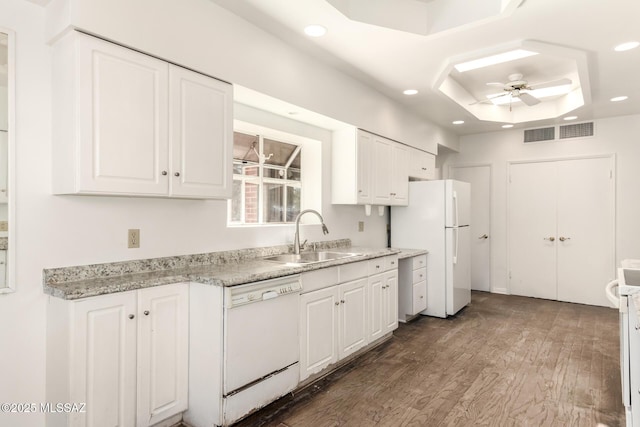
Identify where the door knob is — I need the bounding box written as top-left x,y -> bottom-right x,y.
478,234 -> 489,240
544,237 -> 555,242
559,236 -> 571,242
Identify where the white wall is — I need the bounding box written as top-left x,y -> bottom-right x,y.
441,114 -> 640,293
45,0 -> 456,154
0,2 -> 390,424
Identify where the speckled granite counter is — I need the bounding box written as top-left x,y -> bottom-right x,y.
44,239 -> 401,300
0,237 -> 7,250
394,248 -> 429,259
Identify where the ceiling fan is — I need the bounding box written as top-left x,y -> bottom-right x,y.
471,73 -> 572,111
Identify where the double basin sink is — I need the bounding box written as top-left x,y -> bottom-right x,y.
263,251 -> 361,265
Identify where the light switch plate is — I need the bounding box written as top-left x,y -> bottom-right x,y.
358,221 -> 364,232
0,221 -> 8,232
128,229 -> 140,248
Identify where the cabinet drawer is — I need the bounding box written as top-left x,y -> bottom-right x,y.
413,267 -> 427,284
301,267 -> 339,293
412,255 -> 427,270
339,261 -> 368,283
385,255 -> 399,271
368,258 -> 386,275
412,281 -> 427,314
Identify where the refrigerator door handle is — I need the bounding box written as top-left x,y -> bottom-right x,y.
453,191 -> 459,227
453,227 -> 458,264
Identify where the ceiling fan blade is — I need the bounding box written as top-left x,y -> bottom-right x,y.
519,92 -> 541,106
528,78 -> 572,90
469,92 -> 508,105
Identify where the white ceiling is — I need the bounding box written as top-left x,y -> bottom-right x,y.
211,0 -> 640,136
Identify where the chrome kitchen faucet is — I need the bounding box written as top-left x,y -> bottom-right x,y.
293,209 -> 329,255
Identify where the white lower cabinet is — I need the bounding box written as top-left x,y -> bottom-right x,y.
46,283 -> 189,427
398,255 -> 428,322
299,256 -> 398,382
299,279 -> 368,381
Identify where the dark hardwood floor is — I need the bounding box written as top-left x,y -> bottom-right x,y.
231,291 -> 624,427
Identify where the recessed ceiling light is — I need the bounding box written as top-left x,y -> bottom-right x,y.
454,49 -> 538,73
452,120 -> 464,125
563,116 -> 578,121
403,89 -> 418,95
502,124 -> 514,128
304,25 -> 327,37
615,41 -> 640,52
611,96 -> 629,102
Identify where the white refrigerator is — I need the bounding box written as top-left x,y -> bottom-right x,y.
391,180 -> 471,318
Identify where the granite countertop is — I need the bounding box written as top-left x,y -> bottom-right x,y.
0,237 -> 7,250
394,248 -> 429,259
43,239 -> 401,300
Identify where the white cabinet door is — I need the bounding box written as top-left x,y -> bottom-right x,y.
368,273 -> 384,342
382,271 -> 398,333
409,149 -> 435,180
629,299 -> 640,424
356,129 -> 373,204
71,292 -> 137,427
372,136 -> 392,205
76,33 -> 169,196
299,286 -> 339,381
338,278 -> 368,359
137,283 -> 189,427
391,144 -> 409,205
169,66 -> 232,199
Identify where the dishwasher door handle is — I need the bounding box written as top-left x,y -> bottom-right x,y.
262,290 -> 279,300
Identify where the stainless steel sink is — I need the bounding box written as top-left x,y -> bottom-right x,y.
263,251 -> 361,264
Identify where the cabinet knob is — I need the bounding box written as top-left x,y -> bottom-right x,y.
161,170 -> 168,176
144,310 -> 150,316
422,167 -> 427,170
128,314 -> 135,319
335,302 -> 340,306
420,295 -> 424,299
340,300 -> 345,304
358,190 -> 362,193
174,172 -> 180,177
635,324 -> 640,330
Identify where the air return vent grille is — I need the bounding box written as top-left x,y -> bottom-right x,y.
559,122 -> 594,139
524,127 -> 555,143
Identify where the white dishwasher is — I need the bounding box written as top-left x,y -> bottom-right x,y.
223,274 -> 302,425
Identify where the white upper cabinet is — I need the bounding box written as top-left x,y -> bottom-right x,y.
332,128 -> 373,205
52,31 -> 232,199
332,128 -> 412,207
169,66 -> 232,198
390,143 -> 409,205
409,148 -> 436,180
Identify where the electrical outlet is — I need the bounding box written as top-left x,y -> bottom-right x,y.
0,221 -> 8,232
358,221 -> 364,232
128,229 -> 140,248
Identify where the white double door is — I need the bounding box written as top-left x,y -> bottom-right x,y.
508,156 -> 615,306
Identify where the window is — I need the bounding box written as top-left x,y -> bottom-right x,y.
229,126 -> 304,225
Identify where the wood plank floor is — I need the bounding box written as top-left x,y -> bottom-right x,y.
231,291 -> 624,427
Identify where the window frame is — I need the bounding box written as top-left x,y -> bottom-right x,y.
229,122 -> 305,226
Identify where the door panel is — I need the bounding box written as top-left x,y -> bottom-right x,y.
508,161 -> 558,300
299,287 -> 339,381
339,279 -> 368,358
556,157 -> 614,306
449,166 -> 491,291
169,65 -> 232,198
